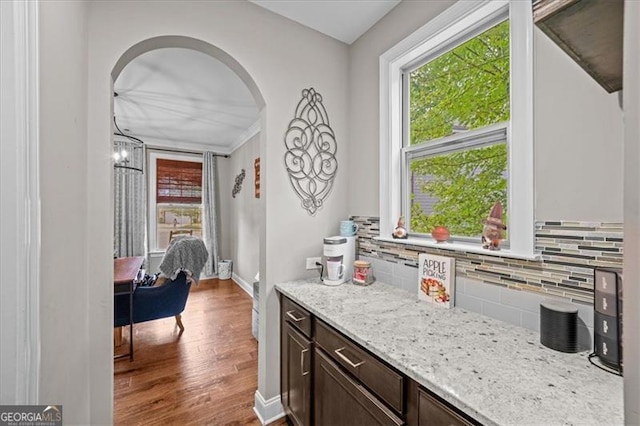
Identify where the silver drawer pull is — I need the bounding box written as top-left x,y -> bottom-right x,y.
335,347 -> 365,368
301,348 -> 310,376
286,310 -> 306,322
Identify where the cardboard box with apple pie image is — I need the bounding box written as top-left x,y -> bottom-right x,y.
418,253 -> 455,309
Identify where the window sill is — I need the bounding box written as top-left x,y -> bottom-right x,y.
373,236 -> 541,261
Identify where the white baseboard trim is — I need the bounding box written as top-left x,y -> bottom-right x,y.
253,390 -> 285,425
232,272 -> 253,297
200,274 -> 218,280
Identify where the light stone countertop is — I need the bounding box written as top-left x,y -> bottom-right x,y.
275,279 -> 624,426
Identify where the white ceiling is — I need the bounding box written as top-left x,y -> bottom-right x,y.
114,2 -> 400,154
114,48 -> 260,154
249,0 -> 401,44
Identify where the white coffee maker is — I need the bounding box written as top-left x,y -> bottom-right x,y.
322,236 -> 356,286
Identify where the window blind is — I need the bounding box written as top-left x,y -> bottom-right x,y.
156,158 -> 202,204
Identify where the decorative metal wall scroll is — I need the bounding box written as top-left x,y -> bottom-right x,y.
284,88 -> 338,215
232,169 -> 246,198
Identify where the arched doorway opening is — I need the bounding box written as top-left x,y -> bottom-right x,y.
112,36 -> 265,110
110,35 -> 267,424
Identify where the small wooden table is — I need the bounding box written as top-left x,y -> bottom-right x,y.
114,256 -> 144,361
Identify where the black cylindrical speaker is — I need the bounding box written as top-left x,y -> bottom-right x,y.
540,300 -> 579,353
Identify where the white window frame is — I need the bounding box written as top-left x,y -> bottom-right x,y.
148,150 -> 203,253
379,0 -> 536,259
403,123 -> 509,244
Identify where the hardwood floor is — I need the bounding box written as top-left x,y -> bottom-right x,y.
114,278 -> 287,426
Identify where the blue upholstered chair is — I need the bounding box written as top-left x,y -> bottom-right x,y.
114,271 -> 191,332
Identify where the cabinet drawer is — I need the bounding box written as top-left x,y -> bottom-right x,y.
418,387 -> 472,426
315,319 -> 404,414
283,297 -> 312,338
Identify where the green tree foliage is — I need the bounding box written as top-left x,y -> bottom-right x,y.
409,20 -> 510,237
411,145 -> 507,236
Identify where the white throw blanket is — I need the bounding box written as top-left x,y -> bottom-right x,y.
159,236 -> 209,284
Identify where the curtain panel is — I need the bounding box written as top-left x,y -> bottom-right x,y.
202,152 -> 220,276
114,171 -> 146,258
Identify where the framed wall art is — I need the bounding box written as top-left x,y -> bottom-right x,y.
254,157 -> 260,198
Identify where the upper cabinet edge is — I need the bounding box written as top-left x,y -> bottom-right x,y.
533,0 -> 623,93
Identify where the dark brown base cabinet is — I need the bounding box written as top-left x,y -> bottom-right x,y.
279,293 -> 479,426
281,297 -> 313,426
315,348 -> 403,425
284,325 -> 312,425
415,388 -> 473,426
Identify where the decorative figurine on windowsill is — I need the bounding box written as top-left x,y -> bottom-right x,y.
392,216 -> 408,239
482,201 -> 507,250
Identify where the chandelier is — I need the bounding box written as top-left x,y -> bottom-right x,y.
113,115 -> 144,174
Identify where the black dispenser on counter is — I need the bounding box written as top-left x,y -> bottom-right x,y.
590,268 -> 623,375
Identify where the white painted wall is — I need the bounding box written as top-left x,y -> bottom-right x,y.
0,0 -> 22,402
348,0 -> 456,216
0,0 -> 40,405
225,134 -> 261,289
84,1 -> 349,422
38,0 -> 91,422
347,1 -> 624,223
534,30 -> 623,221
623,1 -> 640,423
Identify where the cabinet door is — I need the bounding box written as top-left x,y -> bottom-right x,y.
315,319 -> 404,413
417,387 -> 472,426
283,324 -> 312,426
315,348 -> 403,426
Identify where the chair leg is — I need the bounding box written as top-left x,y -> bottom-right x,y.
114,327 -> 123,347
175,314 -> 185,332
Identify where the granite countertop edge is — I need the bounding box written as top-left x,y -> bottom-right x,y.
275,279 -> 624,426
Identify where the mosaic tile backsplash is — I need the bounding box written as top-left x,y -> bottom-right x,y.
351,216 -> 623,306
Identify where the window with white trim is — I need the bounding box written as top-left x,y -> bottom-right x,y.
148,151 -> 203,251
380,0 -> 535,258
405,17 -> 509,242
